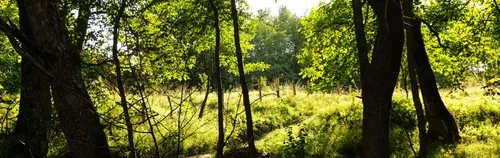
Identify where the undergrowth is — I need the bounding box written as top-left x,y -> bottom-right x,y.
1,86 -> 499,157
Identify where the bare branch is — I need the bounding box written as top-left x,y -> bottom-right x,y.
420,18 -> 449,49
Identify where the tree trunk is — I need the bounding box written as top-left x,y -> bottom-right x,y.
230,0 -> 258,157
403,0 -> 428,157
208,0 -> 225,157
17,0 -> 111,157
12,59 -> 51,158
362,0 -> 405,156
352,0 -> 369,81
407,52 -> 428,158
409,20 -> 460,144
9,2 -> 52,157
112,0 -> 136,157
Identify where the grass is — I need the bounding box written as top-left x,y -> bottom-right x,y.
1,85 -> 500,157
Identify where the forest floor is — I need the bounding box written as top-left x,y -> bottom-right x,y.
42,86 -> 500,157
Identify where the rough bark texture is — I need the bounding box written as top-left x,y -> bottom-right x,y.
403,0 -> 429,156
208,0 -> 225,157
8,2 -> 52,157
410,20 -> 460,144
17,0 -> 111,157
12,60 -> 51,158
112,0 -> 136,157
230,0 -> 258,157
362,0 -> 405,156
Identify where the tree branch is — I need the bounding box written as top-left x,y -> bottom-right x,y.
420,18 -> 449,49
0,18 -> 54,78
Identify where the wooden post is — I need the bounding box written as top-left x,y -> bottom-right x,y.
292,81 -> 296,96
258,78 -> 262,101
276,76 -> 280,98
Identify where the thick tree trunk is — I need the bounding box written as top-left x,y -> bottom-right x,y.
12,59 -> 51,158
409,20 -> 460,144
18,0 -> 111,157
230,0 -> 258,157
208,0 -> 225,157
362,0 -> 404,156
9,2 -> 52,157
403,0 -> 428,157
112,0 -> 136,157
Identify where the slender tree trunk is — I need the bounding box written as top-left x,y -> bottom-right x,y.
407,51 -> 428,158
230,0 -> 258,157
112,0 -> 136,157
362,0 -> 405,156
129,55 -> 160,158
352,0 -> 369,81
409,20 -> 460,144
403,0 -> 428,157
208,0 -> 225,157
17,0 -> 110,157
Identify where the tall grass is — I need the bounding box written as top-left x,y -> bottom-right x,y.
2,85 -> 499,157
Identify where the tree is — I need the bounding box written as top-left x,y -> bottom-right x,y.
360,0 -> 405,156
0,0 -> 110,157
299,0 -> 377,91
410,19 -> 461,143
230,0 -> 258,157
248,7 -> 304,83
403,0 -> 429,156
207,0 -> 225,157
111,0 -> 136,157
4,1 -> 52,157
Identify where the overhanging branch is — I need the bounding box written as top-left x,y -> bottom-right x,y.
0,18 -> 54,78
420,18 -> 449,49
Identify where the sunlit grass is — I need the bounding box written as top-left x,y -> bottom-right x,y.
3,85 -> 497,157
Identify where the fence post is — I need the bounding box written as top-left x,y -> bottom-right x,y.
258,78 -> 262,101
276,76 -> 280,98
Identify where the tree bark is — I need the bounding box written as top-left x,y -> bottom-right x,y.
230,0 -> 258,157
8,2 -> 52,157
352,0 -> 369,82
403,0 -> 428,157
16,0 -> 111,157
12,59 -> 51,158
409,20 -> 460,144
112,0 -> 136,157
362,0 -> 405,156
407,50 -> 428,158
208,0 -> 225,157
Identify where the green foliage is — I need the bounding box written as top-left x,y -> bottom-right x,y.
483,77 -> 500,95
280,126 -> 308,158
419,0 -> 500,87
298,0 -> 377,91
247,7 -> 304,82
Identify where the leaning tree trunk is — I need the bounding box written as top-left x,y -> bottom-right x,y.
208,0 -> 225,157
361,0 -> 405,156
230,0 -> 258,157
352,0 -> 369,80
17,0 -> 111,157
9,3 -> 52,157
409,20 -> 460,144
403,0 -> 428,157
